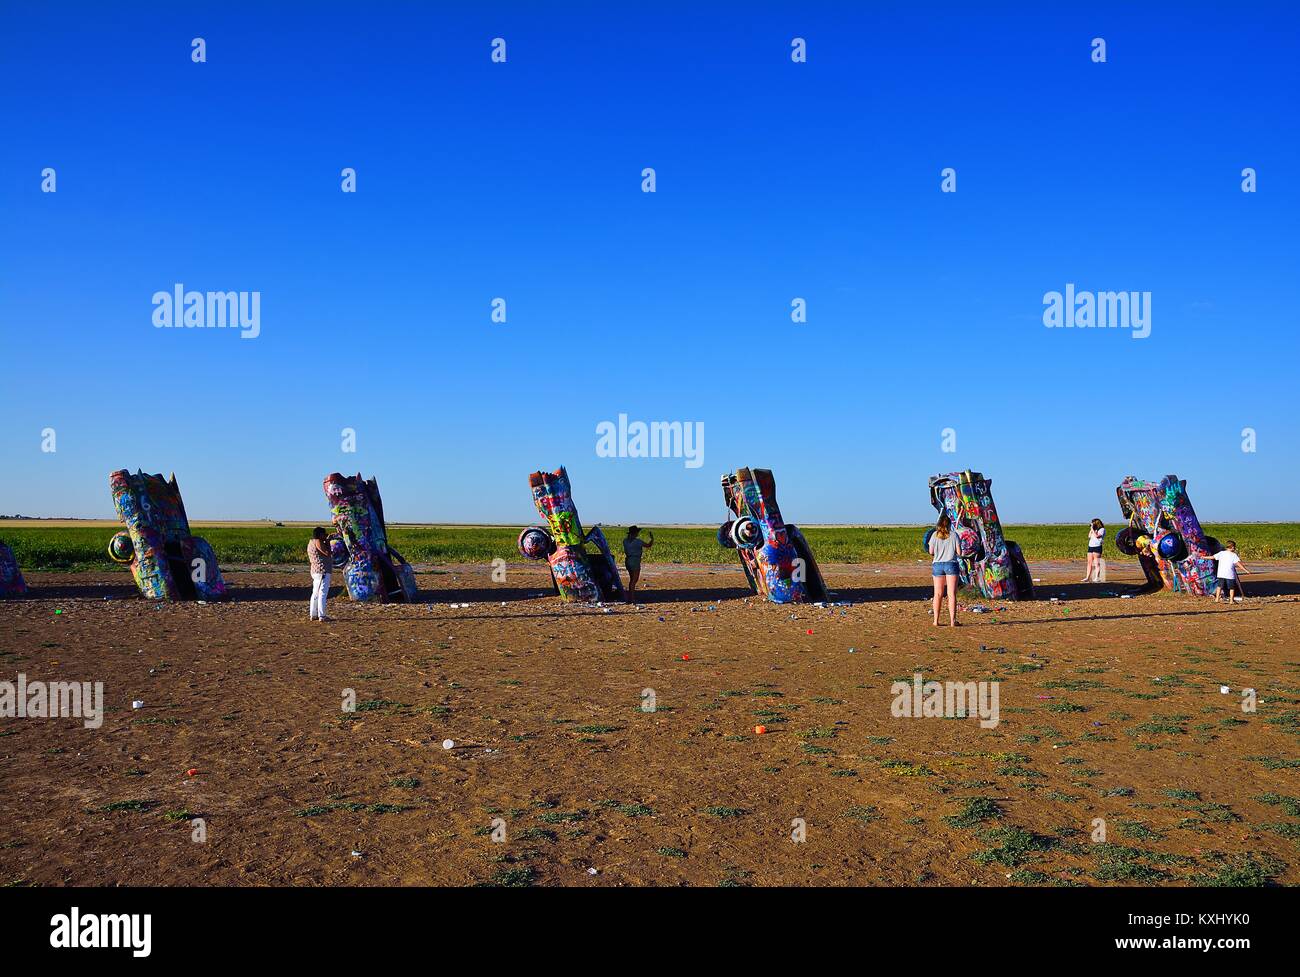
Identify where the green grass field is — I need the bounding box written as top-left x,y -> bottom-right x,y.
3,523 -> 1298,571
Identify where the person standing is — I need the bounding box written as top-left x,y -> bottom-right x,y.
929,513 -> 961,627
622,526 -> 654,600
308,527 -> 334,621
1082,519 -> 1106,582
1212,540 -> 1250,602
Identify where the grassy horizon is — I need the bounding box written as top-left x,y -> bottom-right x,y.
3,523 -> 1298,571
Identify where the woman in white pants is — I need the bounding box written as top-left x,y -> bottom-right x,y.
307,527 -> 334,621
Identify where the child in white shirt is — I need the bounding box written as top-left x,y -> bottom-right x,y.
1212,540 -> 1249,602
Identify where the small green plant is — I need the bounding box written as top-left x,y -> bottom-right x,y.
1198,853 -> 1286,887
972,826 -> 1056,867
1258,793 -> 1300,817
1118,820 -> 1164,841
943,797 -> 1003,829
95,800 -> 155,813
845,806 -> 883,823
485,866 -> 536,887
703,806 -> 747,819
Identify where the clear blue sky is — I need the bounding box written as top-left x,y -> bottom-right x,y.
2,2 -> 1297,525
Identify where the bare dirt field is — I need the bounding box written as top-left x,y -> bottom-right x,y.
3,560 -> 1299,887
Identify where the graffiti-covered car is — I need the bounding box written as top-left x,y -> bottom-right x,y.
927,470 -> 1034,601
1114,475 -> 1218,595
323,472 -> 419,603
518,466 -> 623,603
108,469 -> 227,600
718,467 -> 827,604
0,542 -> 27,597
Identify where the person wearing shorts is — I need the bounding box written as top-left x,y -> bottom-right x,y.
1082,518 -> 1105,582
1212,540 -> 1249,602
622,526 -> 654,601
929,513 -> 962,627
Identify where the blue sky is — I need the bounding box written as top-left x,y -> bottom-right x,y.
2,2 -> 1297,525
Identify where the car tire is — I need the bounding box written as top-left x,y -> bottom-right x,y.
1007,541 -> 1034,600
717,521 -> 737,549
731,517 -> 761,549
1115,527 -> 1141,556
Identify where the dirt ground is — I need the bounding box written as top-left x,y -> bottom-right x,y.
2,559 -> 1299,887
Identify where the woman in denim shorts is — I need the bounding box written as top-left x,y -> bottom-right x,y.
929,512 -> 963,627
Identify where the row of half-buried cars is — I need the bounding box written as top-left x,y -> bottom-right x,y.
507,466 -> 1220,606
98,469 -> 420,604
0,467 -> 1229,604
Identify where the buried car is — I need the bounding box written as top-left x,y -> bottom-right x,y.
927,470 -> 1034,601
518,466 -> 623,603
323,472 -> 419,603
1114,475 -> 1218,595
108,469 -> 227,600
718,467 -> 827,603
0,542 -> 27,597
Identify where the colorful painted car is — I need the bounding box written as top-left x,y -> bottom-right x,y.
0,542 -> 27,597
928,470 -> 1034,601
108,469 -> 227,600
1114,475 -> 1218,595
323,472 -> 418,603
718,467 -> 827,603
518,466 -> 623,603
